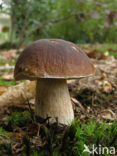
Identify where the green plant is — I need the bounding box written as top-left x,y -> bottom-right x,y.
1,0 -> 117,46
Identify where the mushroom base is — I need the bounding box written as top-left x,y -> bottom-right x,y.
35,79 -> 74,125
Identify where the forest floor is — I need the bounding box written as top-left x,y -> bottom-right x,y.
0,44 -> 117,156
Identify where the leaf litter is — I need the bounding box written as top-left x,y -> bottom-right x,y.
0,46 -> 117,155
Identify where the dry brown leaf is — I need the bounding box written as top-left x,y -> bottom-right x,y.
15,132 -> 26,140
103,80 -> 113,93
86,49 -> 97,58
28,123 -> 39,135
79,47 -> 98,58
101,110 -> 116,120
2,50 -> 17,59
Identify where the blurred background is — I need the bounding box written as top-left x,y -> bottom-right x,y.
0,0 -> 117,48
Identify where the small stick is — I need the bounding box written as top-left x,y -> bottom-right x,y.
71,97 -> 86,113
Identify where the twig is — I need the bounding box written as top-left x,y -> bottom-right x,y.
71,98 -> 86,113
27,99 -> 35,122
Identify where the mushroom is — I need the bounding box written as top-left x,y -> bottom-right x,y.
14,39 -> 95,125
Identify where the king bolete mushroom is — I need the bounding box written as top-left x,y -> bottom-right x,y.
14,39 -> 95,125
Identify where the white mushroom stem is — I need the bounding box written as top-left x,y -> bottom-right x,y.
35,79 -> 74,125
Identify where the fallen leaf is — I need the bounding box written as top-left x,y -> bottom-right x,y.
101,109 -> 116,120
2,50 -> 17,59
103,80 -> 113,93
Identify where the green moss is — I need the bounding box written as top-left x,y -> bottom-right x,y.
1,118 -> 117,155
29,120 -> 116,156
42,120 -> 117,155
0,127 -> 10,137
62,120 -> 117,155
9,111 -> 31,126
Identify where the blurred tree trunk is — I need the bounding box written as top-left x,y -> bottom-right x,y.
10,0 -> 29,48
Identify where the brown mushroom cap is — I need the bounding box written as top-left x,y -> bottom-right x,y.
14,39 -> 95,80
